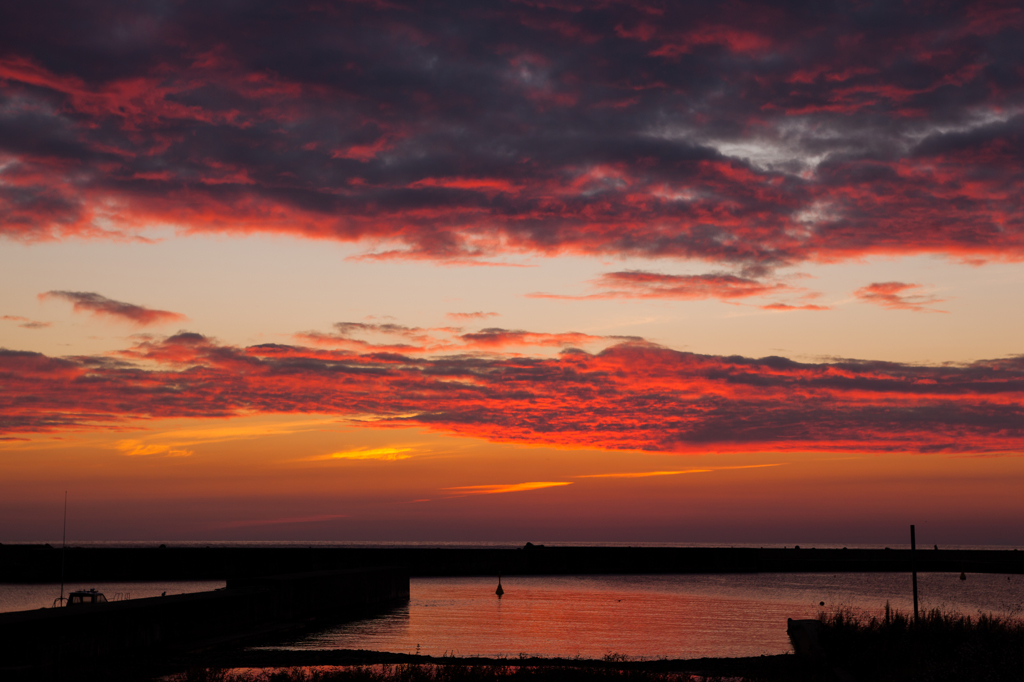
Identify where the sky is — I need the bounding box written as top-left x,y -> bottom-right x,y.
1,0 -> 1023,546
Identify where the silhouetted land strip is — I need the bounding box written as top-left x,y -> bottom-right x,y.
2,544 -> 1022,581
7,649 -> 804,682
166,650 -> 801,681
0,568 -> 408,679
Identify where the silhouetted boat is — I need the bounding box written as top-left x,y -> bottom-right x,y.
67,588 -> 108,606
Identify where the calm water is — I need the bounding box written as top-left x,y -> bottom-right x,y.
269,573 -> 1024,659
0,581 -> 225,613
4,571 -> 1021,659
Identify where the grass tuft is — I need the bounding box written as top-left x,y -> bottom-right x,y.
816,605 -> 1024,681
168,664 -> 734,682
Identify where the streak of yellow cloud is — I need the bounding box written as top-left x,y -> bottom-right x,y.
309,447 -> 416,461
576,469 -> 712,478
114,440 -> 195,457
112,417 -> 337,456
149,418 -> 337,443
115,440 -> 166,456
575,463 -> 785,478
443,481 -> 573,495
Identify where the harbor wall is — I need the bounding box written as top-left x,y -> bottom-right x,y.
2,544 -> 1022,582
0,567 -> 408,670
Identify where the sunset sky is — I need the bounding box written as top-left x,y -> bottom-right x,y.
2,0 -> 1023,546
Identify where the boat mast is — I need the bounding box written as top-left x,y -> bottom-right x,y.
58,491 -> 67,607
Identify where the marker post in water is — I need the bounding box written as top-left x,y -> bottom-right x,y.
911,524 -> 919,623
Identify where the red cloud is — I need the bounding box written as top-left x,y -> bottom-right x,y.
40,291 -> 187,326
760,303 -> 830,311
2,315 -> 51,329
530,270 -> 788,301
854,282 -> 947,313
296,321 -> 464,353
0,2 -> 1020,270
296,332 -> 424,353
649,26 -> 774,58
446,312 -> 501,321
295,322 -> 617,354
2,329 -> 1022,455
459,328 -> 609,349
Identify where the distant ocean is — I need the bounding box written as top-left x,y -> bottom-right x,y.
13,540 -> 1023,550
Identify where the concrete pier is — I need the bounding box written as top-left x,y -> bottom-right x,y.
2,544 -> 1022,582
0,567 -> 408,672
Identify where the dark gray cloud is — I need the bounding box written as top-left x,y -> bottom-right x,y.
40,291 -> 187,325
1,314 -> 51,329
0,1 -> 1020,268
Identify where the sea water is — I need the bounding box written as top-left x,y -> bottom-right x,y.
268,573 -> 1024,659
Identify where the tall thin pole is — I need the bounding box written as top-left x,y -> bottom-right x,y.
55,491 -> 67,676
59,491 -> 67,607
911,524 -> 919,624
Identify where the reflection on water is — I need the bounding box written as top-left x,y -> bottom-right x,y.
0,581 -> 226,613
275,573 -> 1024,659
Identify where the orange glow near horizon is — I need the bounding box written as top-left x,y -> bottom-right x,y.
2,1 -> 1024,546
2,414 -> 1023,545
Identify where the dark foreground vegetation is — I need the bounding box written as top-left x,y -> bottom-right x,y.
813,605 -> 1024,681
168,661 -> 775,682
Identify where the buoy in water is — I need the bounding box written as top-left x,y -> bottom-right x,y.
496,575 -> 504,597
960,571 -> 967,581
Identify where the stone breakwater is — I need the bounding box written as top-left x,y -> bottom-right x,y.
0,567 -> 408,672
1,544 -> 1022,582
